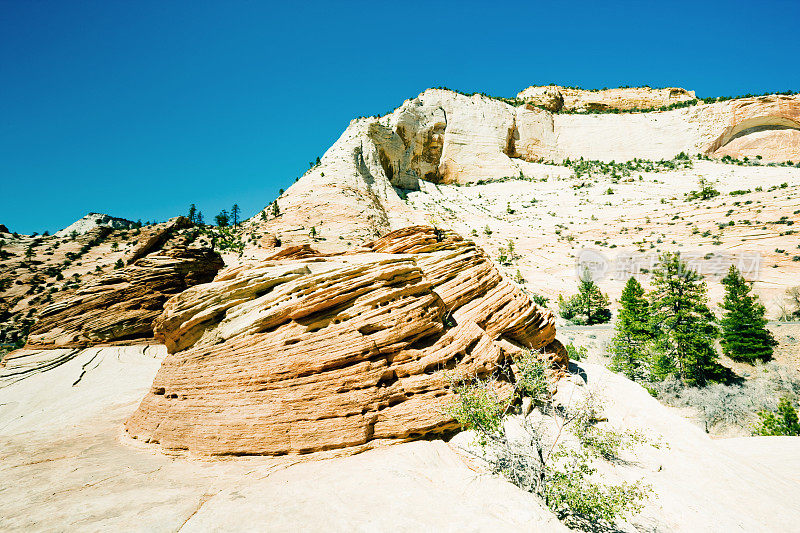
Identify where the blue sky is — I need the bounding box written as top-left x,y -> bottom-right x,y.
2,0 -> 799,234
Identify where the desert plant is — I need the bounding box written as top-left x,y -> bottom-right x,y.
564,343 -> 588,362
559,273 -> 611,325
215,210 -> 230,227
447,351 -> 651,527
685,178 -> 720,201
754,397 -> 800,436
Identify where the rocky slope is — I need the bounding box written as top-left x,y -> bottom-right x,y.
125,226 -> 563,455
245,87 -> 800,249
25,247 -> 223,349
3,344 -> 799,531
0,216 -> 225,355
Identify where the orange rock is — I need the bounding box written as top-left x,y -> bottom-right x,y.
126,227 -> 562,456
25,247 -> 223,348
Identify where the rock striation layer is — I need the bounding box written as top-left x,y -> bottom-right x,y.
517,85 -> 696,112
126,227 -> 563,456
25,247 -> 224,348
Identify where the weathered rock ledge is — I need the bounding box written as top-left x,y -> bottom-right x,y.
126,226 -> 564,456
25,247 -> 224,348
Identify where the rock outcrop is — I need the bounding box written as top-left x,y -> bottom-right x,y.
125,216 -> 193,264
517,85 -> 696,112
246,87 -> 800,246
0,224 -> 10,234
54,213 -> 136,237
25,247 -> 224,348
125,227 -> 563,456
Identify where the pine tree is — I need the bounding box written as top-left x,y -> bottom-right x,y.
271,201 -> 280,218
649,252 -> 719,386
196,211 -> 204,225
188,204 -> 197,224
231,204 -> 241,226
720,265 -> 776,363
215,210 -> 229,227
610,277 -> 651,380
575,272 -> 611,325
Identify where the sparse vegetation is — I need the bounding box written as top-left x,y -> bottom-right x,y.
446,350 -> 651,528
558,273 -> 611,325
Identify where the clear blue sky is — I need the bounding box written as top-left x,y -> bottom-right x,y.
2,0 -> 799,234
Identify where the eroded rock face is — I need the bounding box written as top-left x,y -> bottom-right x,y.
245,88 -> 800,248
125,227 -> 563,456
25,247 -> 224,348
517,85 -> 696,112
125,216 -> 193,264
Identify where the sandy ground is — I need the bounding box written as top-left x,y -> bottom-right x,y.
2,346 -> 800,531
407,159 -> 800,317
0,346 -> 564,532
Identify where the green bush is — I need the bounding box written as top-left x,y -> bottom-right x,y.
564,343 -> 588,361
447,351 -> 651,527
754,397 -> 800,436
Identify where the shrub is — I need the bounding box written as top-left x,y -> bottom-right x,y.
446,351 -> 651,527
564,343 -> 588,361
685,178 -> 720,201
531,293 -> 549,307
755,397 -> 800,436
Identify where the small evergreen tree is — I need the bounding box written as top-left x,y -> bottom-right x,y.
231,204 -> 241,226
719,265 -> 776,363
649,252 -> 719,386
188,204 -> 197,224
610,277 -> 652,380
271,201 -> 280,218
196,211 -> 204,225
215,210 -> 229,227
576,272 -> 611,325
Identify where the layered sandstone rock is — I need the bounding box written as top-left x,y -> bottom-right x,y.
25,247 -> 224,348
125,216 -> 193,264
517,85 -> 696,112
126,227 -> 563,456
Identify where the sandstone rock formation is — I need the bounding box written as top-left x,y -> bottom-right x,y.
246,87 -> 800,247
125,216 -> 193,264
517,85 -> 696,112
25,247 -> 224,348
0,224 -> 10,234
126,226 -> 563,456
53,212 -> 136,237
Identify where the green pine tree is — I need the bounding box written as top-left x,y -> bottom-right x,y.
576,272 -> 611,325
610,277 -> 651,380
649,252 -> 719,386
719,265 -> 776,363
